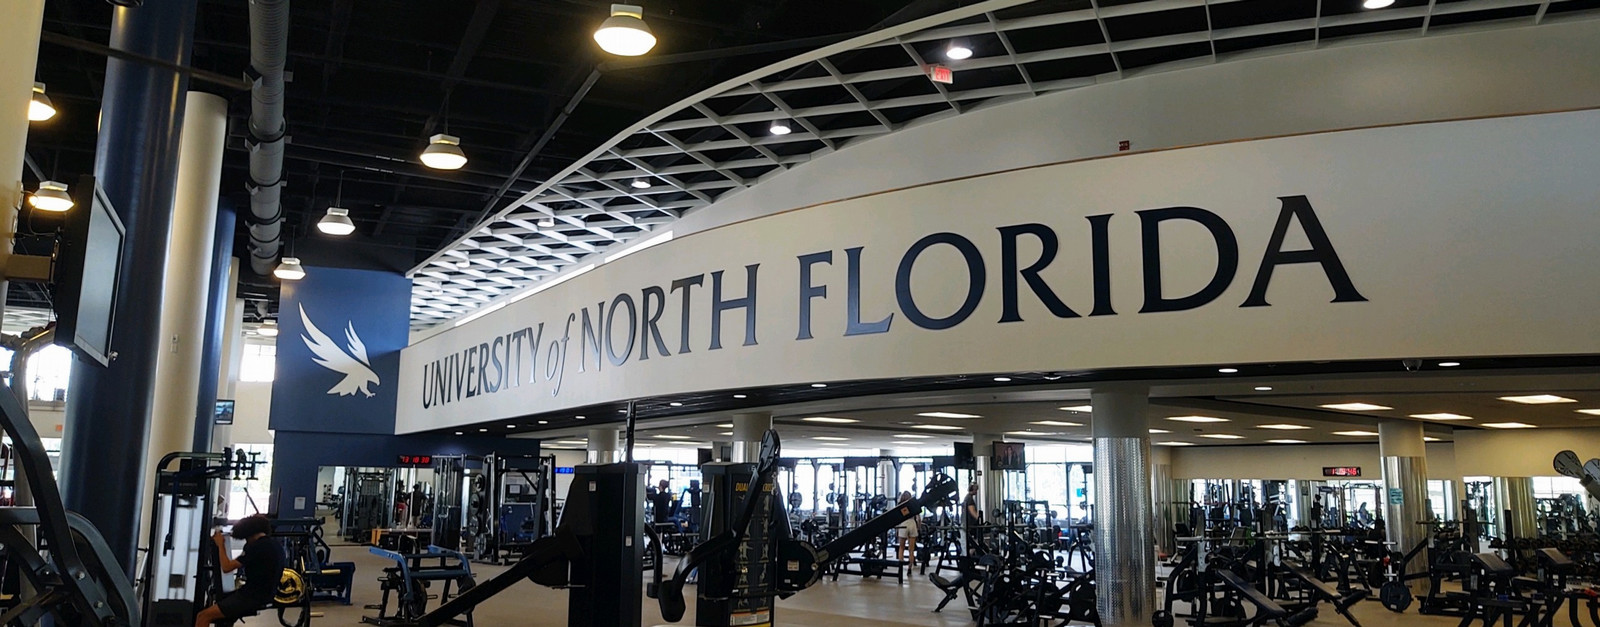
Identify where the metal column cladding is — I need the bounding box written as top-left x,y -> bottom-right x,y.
1152,463 -> 1176,555
1382,456 -> 1429,592
60,0 -> 198,576
1494,477 -> 1537,539
1091,386 -> 1155,627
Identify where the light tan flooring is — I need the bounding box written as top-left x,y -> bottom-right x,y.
246,544 -> 1535,626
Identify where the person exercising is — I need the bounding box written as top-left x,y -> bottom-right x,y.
195,514 -> 285,627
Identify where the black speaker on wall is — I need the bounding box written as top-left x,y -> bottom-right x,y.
953,442 -> 976,470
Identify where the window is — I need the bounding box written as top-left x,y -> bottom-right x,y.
0,344 -> 77,402
240,342 -> 276,383
225,443 -> 274,519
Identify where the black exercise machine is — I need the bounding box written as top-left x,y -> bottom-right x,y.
361,546 -> 476,626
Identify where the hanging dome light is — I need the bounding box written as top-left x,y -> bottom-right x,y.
594,4 -> 656,56
29,180 -> 74,212
538,216 -> 557,228
945,40 -> 973,60
29,83 -> 56,122
1362,0 -> 1395,7
630,178 -> 652,189
769,120 -> 792,136
420,133 -> 468,170
258,319 -> 280,338
274,256 -> 306,281
318,207 -> 355,235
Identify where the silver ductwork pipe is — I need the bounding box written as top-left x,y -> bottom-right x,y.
245,0 -> 288,275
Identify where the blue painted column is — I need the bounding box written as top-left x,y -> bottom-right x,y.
59,0 -> 198,575
194,203 -> 236,451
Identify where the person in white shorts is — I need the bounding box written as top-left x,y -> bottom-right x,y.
895,491 -> 919,564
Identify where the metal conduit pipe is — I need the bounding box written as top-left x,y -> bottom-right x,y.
245,0 -> 288,275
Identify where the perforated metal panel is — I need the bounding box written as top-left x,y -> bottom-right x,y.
1093,436 -> 1155,626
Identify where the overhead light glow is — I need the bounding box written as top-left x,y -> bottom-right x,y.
653,434 -> 691,439
1411,413 -> 1473,421
1200,434 -> 1245,440
1255,386 -> 1273,391
1167,415 -> 1229,423
1438,361 -> 1461,367
478,428 -> 488,433
813,436 -> 849,441
594,4 -> 657,56
1155,441 -> 1194,446
29,83 -> 55,121
910,424 -> 964,431
575,415 -> 586,420
770,120 -> 793,136
1482,422 -> 1537,429
556,440 -> 587,445
717,423 -> 733,428
1149,429 -> 1171,434
454,431 -> 464,436
1577,409 -> 1600,417
810,383 -> 827,388
420,133 -> 468,170
1333,430 -> 1379,437
918,412 -> 980,419
1059,405 -> 1093,412
1362,0 -> 1395,8
1218,368 -> 1239,374
1499,395 -> 1577,405
801,417 -> 858,424
894,434 -> 932,439
993,377 -> 1012,382
258,319 -> 279,338
668,402 -> 682,407
274,257 -> 306,281
1267,439 -> 1307,444
630,178 -> 652,189
507,424 -> 517,428
1032,420 -> 1083,427
536,420 -> 548,425
28,180 -> 74,212
1320,402 -> 1392,411
1257,424 -> 1311,430
733,394 -> 747,399
945,39 -> 973,60
1423,436 -> 1442,442
318,207 -> 355,235
720,432 -> 733,436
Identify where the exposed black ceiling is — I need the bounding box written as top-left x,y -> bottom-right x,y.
22,0 -> 941,317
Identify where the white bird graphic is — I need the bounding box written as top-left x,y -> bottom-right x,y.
299,303 -> 381,398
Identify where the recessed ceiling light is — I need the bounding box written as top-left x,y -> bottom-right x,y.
630,178 -> 652,189
911,424 -> 964,431
770,120 -> 793,135
993,377 -> 1012,382
454,431 -> 464,436
1499,395 -> 1577,405
720,432 -> 733,436
1258,424 -> 1311,430
1411,413 -> 1473,421
1578,409 -> 1600,417
1200,434 -> 1245,440
478,428 -> 488,433
575,415 -> 585,420
1156,441 -> 1194,446
801,417 -> 858,424
1363,0 -> 1395,9
894,434 -> 932,439
1032,420 -> 1083,427
1424,437 -> 1442,442
1218,368 -> 1239,374
619,409 -> 629,413
653,434 -> 691,439
1483,422 -> 1537,429
918,412 -> 980,419
1438,362 -> 1461,367
669,402 -> 682,407
1149,429 -> 1171,434
1255,386 -> 1273,391
1059,405 -> 1093,412
1333,430 -> 1379,437
733,394 -> 747,399
1168,415 -> 1229,423
1008,431 -> 1057,436
556,440 -> 587,445
717,423 -> 734,428
1320,402 -> 1393,411
537,420 -> 548,424
820,443 -> 849,447
1267,439 -> 1308,444
810,383 -> 827,388
506,424 -> 517,428
813,436 -> 849,441
945,39 -> 973,60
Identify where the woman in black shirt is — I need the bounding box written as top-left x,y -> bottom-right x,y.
194,514 -> 286,627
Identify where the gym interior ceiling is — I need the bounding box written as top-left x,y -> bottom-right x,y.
20,0 -> 1600,330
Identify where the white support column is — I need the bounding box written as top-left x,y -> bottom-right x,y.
1091,385 -> 1155,627
0,0 -> 45,325
587,428 -> 621,464
878,449 -> 898,499
731,412 -> 772,464
1379,419 -> 1430,592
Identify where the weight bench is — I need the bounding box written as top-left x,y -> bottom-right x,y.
1456,552 -> 1537,627
1284,564 -> 1367,627
1213,569 -> 1315,627
362,546 -> 477,627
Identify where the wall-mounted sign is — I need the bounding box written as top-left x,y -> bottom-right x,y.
1322,466 -> 1361,477
397,454 -> 433,466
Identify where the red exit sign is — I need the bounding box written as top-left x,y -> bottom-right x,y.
398,455 -> 433,466
1322,466 -> 1361,477
928,64 -> 953,84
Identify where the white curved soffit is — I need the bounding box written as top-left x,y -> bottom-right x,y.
407,0 -> 1597,331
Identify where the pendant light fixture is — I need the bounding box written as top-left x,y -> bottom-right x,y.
945,39 -> 973,60
769,120 -> 792,136
1362,0 -> 1395,7
258,319 -> 280,337
594,4 -> 656,56
317,170 -> 356,235
28,180 -> 73,212
29,83 -> 56,122
421,91 -> 468,170
274,257 -> 305,281
538,215 -> 557,228
630,178 -> 652,189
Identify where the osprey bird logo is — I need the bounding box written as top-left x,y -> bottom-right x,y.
299,304 -> 381,398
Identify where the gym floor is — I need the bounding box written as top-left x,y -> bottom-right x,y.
253,545 -> 1493,626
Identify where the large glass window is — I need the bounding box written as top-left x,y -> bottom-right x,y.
225,443 -> 274,519
240,342 -> 276,383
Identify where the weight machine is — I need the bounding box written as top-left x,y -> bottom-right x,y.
431,453 -> 550,564
343,468 -> 397,543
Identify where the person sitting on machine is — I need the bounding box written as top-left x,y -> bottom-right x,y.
195,514 -> 286,627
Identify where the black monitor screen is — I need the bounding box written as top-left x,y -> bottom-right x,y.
953,442 -> 976,470
992,442 -> 1027,471
54,177 -> 125,367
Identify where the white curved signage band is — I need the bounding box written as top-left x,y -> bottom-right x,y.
397,109 -> 1600,433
